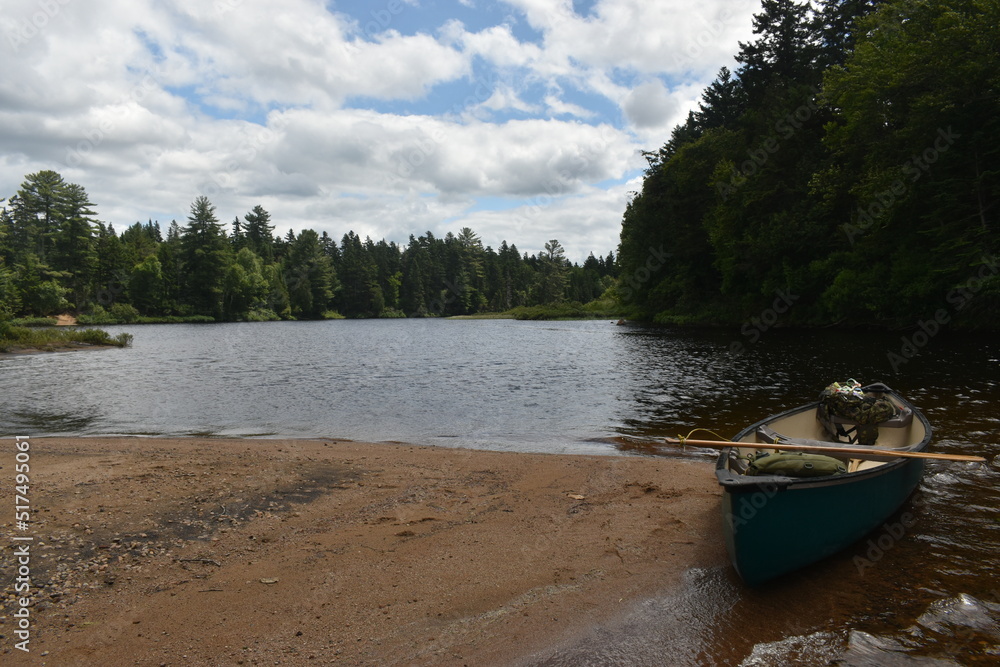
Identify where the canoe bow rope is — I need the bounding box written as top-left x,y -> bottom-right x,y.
673,428 -> 732,449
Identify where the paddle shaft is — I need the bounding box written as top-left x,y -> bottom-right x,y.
664,438 -> 987,463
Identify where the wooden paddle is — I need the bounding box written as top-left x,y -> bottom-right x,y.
664,437 -> 988,463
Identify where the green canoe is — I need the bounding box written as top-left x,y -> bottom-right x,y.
715,382 -> 932,586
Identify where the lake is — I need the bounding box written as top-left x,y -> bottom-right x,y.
2,319 -> 998,664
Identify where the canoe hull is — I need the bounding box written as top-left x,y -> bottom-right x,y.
716,385 -> 932,586
721,457 -> 924,586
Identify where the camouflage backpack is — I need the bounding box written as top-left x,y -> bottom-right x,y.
817,380 -> 896,446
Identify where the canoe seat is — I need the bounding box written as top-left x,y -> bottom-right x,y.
825,406 -> 913,429
755,424 -> 842,449
818,401 -> 913,446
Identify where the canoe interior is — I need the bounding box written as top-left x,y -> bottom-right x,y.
729,394 -> 928,475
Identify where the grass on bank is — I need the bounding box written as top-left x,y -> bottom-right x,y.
0,320 -> 133,353
75,303 -> 348,325
9,316 -> 60,327
452,296 -> 624,321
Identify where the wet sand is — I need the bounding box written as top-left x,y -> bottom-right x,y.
0,437 -> 725,665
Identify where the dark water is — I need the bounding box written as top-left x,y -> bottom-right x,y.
1,319 -> 998,664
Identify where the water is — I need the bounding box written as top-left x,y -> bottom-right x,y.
1,319 -> 998,664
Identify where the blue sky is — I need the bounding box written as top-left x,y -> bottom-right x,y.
0,0 -> 759,262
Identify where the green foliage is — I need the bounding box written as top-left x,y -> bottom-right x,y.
180,196 -> 231,319
284,230 -> 336,319
224,247 -> 270,320
10,317 -> 58,327
505,298 -> 622,320
615,0 -> 1000,328
246,308 -> 281,322
0,322 -> 131,352
129,255 -> 165,314
68,328 -> 133,347
2,176 -> 621,323
109,302 -> 140,324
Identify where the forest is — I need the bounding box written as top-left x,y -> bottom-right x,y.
0,174 -> 617,322
617,0 -> 1000,328
4,0 -> 997,329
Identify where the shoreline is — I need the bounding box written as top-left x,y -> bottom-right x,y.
0,436 -> 726,665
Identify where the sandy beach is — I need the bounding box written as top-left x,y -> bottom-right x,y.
1,437 -> 725,665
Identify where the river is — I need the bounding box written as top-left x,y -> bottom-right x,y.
1,319 -> 997,664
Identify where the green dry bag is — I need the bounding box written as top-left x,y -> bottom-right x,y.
746,452 -> 847,477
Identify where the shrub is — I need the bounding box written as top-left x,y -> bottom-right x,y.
109,303 -> 140,324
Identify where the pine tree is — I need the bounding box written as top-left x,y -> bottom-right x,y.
243,205 -> 275,260
536,239 -> 569,304
52,182 -> 97,307
736,0 -> 819,101
11,170 -> 67,262
129,255 -> 165,315
337,232 -> 382,317
93,223 -> 129,308
180,196 -> 231,318
285,230 -> 338,319
697,67 -> 746,130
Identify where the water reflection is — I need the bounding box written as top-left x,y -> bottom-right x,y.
5,409 -> 95,434
0,320 -> 997,664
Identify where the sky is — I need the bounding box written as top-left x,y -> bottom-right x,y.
0,0 -> 758,263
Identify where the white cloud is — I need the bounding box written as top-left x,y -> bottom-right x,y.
0,0 -> 758,262
623,80 -> 678,129
544,94 -> 595,119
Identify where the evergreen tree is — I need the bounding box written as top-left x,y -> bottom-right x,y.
337,232 -> 382,317
284,230 -> 338,319
13,253 -> 70,316
52,182 -> 97,307
10,170 -> 67,262
180,196 -> 231,318
93,223 -> 130,308
243,205 -> 275,261
129,255 -> 165,315
697,67 -> 746,130
230,216 -> 245,250
121,221 -> 160,265
535,239 -> 569,304
736,0 -> 820,101
400,235 -> 430,315
814,0 -> 880,67
157,221 -> 183,314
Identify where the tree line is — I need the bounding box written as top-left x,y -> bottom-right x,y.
0,171 -> 617,321
618,0 -> 1000,328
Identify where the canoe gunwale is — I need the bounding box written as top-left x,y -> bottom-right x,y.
714,387 -> 933,492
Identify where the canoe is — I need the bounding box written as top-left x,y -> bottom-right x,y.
714,382 -> 932,586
